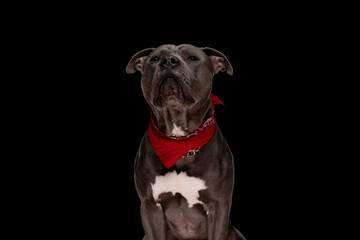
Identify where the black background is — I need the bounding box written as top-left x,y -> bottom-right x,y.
33,5 -> 326,239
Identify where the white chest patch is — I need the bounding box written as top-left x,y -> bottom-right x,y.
151,171 -> 207,208
171,123 -> 186,137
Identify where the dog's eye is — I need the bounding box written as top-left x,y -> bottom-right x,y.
150,56 -> 160,62
188,56 -> 199,61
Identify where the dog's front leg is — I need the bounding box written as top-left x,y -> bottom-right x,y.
207,202 -> 230,240
141,199 -> 167,240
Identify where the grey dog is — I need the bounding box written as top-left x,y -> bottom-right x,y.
126,44 -> 246,240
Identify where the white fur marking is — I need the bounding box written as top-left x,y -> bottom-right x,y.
151,171 -> 207,208
171,123 -> 186,137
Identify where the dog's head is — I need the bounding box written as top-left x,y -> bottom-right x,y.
126,44 -> 232,110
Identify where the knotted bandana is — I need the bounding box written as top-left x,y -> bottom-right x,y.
149,94 -> 224,168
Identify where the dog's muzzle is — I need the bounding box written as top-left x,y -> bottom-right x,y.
158,75 -> 185,105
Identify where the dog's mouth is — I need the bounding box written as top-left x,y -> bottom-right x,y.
154,74 -> 186,106
159,77 -> 184,104
160,77 -> 182,97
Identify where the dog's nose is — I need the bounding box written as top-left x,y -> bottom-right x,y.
162,55 -> 180,69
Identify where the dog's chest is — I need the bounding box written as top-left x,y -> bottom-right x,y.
151,171 -> 207,208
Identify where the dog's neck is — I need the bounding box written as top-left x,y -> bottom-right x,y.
151,100 -> 213,137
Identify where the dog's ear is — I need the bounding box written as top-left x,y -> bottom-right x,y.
126,48 -> 155,74
201,47 -> 233,75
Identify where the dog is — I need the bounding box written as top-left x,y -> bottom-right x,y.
126,44 -> 246,240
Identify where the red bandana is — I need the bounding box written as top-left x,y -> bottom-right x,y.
148,94 -> 224,168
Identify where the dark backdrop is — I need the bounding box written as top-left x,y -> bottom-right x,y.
45,10 -> 315,240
